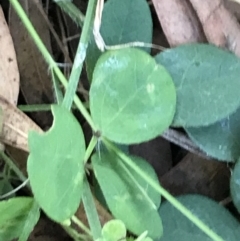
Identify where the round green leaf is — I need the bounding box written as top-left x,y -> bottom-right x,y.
155,44 -> 240,127
186,107 -> 240,162
102,219 -> 126,241
158,194 -> 240,241
86,0 -> 152,80
90,48 -> 176,144
92,152 -> 162,239
230,158 -> 240,213
0,197 -> 39,241
27,105 -> 85,222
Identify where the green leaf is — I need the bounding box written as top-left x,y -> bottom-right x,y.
102,219 -> 126,241
0,197 -> 37,241
86,0 -> 153,81
93,178 -> 108,210
155,44 -> 240,127
158,194 -> 240,241
96,142 -> 129,155
93,143 -> 129,210
230,158 -> 240,213
27,105 -> 85,222
186,107 -> 240,162
18,200 -> 40,241
92,152 -> 162,239
90,48 -> 176,144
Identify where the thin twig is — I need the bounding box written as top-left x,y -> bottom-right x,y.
219,196 -> 232,206
0,179 -> 29,200
63,34 -> 81,43
161,128 -> 213,160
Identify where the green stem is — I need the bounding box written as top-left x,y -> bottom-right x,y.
71,215 -> 92,236
18,104 -> 53,112
51,69 -> 64,104
119,160 -> 155,208
9,0 -> 96,132
82,177 -> 102,240
102,138 -> 225,241
84,136 -> 98,164
62,224 -> 91,241
18,102 -> 89,112
62,0 -> 96,110
73,96 -> 95,131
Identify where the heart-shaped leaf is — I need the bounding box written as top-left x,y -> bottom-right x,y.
86,0 -> 153,81
92,152 -> 162,239
90,48 -> 176,144
27,105 -> 85,222
155,44 -> 240,127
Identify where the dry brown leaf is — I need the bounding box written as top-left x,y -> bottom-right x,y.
225,0 -> 240,19
9,0 -> 54,127
189,0 -> 240,56
0,95 -> 42,152
0,6 -> 19,105
152,0 -> 206,46
0,5 -> 20,152
0,107 -> 3,134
